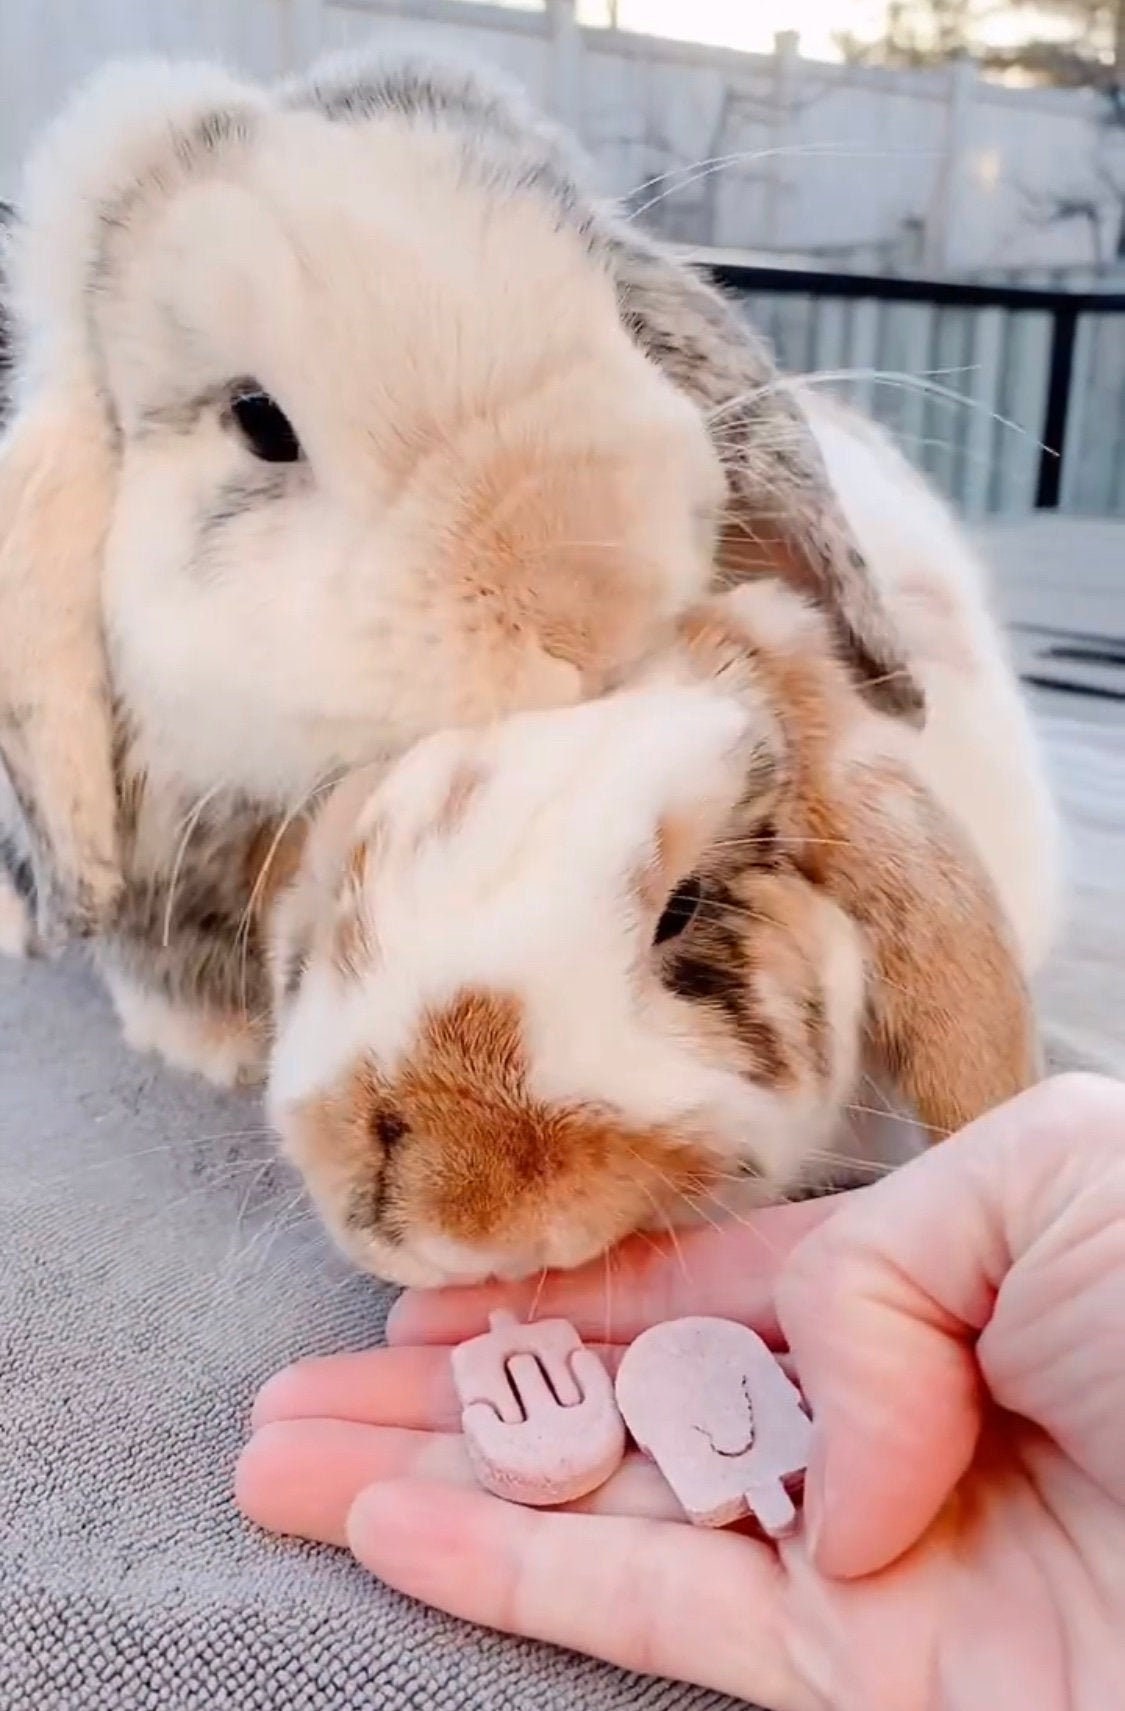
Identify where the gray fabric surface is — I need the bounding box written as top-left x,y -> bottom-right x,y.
3,659 -> 1123,1710
0,956 -> 735,1711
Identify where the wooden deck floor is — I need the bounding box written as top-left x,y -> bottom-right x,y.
983,517 -> 1125,1073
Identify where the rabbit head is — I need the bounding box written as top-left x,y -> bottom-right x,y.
268,585 -> 1034,1287
0,49 -> 921,949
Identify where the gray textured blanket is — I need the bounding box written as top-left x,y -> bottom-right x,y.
0,953 -> 736,1711
3,684 -> 1122,1711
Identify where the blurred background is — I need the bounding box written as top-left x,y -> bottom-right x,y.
5,0 -> 1125,522
3,0 -> 1125,523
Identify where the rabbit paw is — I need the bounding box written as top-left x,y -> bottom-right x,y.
105,970 -> 266,1087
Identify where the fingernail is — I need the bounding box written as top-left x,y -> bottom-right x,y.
347,1482 -> 386,1540
249,1365 -> 300,1430
383,1294 -> 410,1342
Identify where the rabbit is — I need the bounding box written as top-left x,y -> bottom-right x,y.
0,46 -> 925,1084
266,401 -> 1057,1286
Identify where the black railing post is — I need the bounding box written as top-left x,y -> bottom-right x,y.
1035,303 -> 1080,511
703,260 -> 1118,515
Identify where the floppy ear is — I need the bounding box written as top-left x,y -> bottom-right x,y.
604,228 -> 925,727
0,393 -> 120,940
668,584 -> 1033,1134
0,60 -> 262,942
803,756 -> 1039,1137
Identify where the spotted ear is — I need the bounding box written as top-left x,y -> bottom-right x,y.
0,392 -> 121,942
605,228 -> 924,726
803,756 -> 1039,1137
0,60 -> 262,942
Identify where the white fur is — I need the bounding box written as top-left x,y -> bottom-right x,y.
270,680 -> 864,1205
6,63 -> 721,809
270,395 -> 1058,1281
105,969 -> 263,1088
3,54 -> 1057,1193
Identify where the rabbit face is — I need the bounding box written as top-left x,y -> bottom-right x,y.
1,52 -> 923,944
267,577 -> 1039,1287
97,114 -> 724,806
267,681 -> 866,1287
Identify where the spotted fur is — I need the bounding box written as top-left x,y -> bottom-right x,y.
266,537 -> 1052,1287
0,47 -> 922,1080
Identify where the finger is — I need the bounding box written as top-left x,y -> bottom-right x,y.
235,1419 -> 684,1545
387,1197 -> 843,1347
250,1343 -> 628,1434
236,1421 -> 466,1546
346,1480 -> 811,1710
777,1074 -> 1125,1580
250,1346 -> 462,1433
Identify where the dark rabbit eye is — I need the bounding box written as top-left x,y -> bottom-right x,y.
654,876 -> 704,946
229,388 -> 301,463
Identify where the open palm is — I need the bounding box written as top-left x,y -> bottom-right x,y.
238,1076 -> 1125,1711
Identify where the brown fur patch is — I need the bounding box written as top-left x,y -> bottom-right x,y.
800,758 -> 1038,1136
446,441 -> 659,695
287,989 -> 718,1267
667,587 -> 1037,1137
660,868 -> 850,1102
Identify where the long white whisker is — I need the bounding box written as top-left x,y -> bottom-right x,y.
161,785 -> 225,948
709,368 -> 1045,450
625,143 -> 938,222
236,770 -> 341,1009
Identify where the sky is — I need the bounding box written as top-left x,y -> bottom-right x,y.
571,2 -> 1075,61
575,1 -> 892,60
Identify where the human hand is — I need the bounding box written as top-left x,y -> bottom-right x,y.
237,1076 -> 1125,1710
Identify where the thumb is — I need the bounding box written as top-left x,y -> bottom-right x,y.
776,1075 -> 1125,1580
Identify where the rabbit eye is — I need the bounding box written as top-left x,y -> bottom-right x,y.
654,876 -> 703,946
229,388 -> 302,463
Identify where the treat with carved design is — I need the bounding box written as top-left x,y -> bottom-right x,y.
614,1316 -> 812,1535
452,1310 -> 626,1506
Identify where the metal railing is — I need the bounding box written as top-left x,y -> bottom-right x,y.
708,261 -> 1125,519
2,201 -> 1121,518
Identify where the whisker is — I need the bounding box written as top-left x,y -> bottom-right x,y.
236,770 -> 341,1010
843,1098 -> 952,1140
682,1183 -> 786,1257
527,1265 -> 548,1324
709,369 -> 1045,450
670,897 -> 777,929
625,143 -> 938,223
162,784 -> 226,948
796,1147 -> 899,1180
622,1147 -> 692,1285
861,1072 -> 898,1118
23,1129 -> 278,1192
709,834 -> 860,853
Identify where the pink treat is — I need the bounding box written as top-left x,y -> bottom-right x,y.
614,1316 -> 812,1537
452,1310 -> 626,1506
